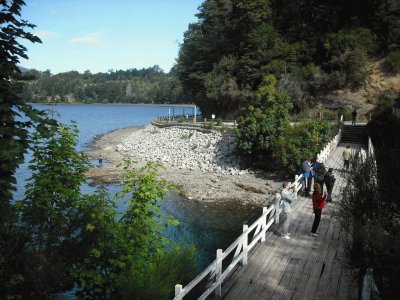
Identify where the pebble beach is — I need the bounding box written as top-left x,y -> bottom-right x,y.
85,124 -> 284,206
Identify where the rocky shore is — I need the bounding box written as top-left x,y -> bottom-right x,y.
85,124 -> 284,206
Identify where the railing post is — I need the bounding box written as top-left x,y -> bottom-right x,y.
261,207 -> 267,242
242,224 -> 248,266
215,249 -> 223,297
175,284 -> 183,300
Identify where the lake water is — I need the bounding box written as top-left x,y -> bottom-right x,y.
15,104 -> 258,268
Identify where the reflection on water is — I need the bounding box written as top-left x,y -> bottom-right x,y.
162,193 -> 263,267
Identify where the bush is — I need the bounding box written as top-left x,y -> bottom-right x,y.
236,75 -> 292,168
202,121 -> 215,129
384,51 -> 400,73
117,246 -> 198,300
278,119 -> 331,175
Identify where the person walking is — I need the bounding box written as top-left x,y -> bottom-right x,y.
302,158 -> 312,196
280,182 -> 298,240
310,183 -> 327,237
352,109 -> 357,124
342,145 -> 352,170
324,168 -> 336,202
315,162 -> 326,193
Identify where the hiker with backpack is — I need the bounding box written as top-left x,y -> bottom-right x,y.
315,161 -> 327,193
324,168 -> 336,203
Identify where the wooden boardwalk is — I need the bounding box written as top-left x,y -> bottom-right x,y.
220,144 -> 360,300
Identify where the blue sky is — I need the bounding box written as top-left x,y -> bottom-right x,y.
20,0 -> 203,74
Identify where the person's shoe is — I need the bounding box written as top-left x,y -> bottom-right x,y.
310,232 -> 319,237
281,234 -> 290,239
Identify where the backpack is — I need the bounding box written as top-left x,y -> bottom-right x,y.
324,172 -> 335,186
316,173 -> 325,182
316,163 -> 326,182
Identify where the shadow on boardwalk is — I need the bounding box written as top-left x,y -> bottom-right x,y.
221,144 -> 361,300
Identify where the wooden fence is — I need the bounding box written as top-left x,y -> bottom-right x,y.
173,121 -> 343,300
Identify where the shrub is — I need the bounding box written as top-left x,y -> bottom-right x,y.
202,121 -> 215,129
278,119 -> 331,175
384,51 -> 400,74
236,75 -> 292,168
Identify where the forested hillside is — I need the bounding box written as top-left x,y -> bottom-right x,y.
177,0 -> 400,117
20,65 -> 188,104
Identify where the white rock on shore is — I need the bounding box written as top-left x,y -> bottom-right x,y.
116,124 -> 248,175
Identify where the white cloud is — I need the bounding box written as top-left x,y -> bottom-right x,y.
34,30 -> 57,39
70,35 -> 102,45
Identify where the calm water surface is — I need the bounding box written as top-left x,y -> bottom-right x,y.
15,104 -> 259,268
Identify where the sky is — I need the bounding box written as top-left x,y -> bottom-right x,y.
20,0 -> 203,74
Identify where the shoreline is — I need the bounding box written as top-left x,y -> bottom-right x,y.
84,124 -> 284,205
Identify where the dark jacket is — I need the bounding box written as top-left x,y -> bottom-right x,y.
315,163 -> 326,183
324,171 -> 336,188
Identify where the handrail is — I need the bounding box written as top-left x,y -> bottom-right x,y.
174,125 -> 343,300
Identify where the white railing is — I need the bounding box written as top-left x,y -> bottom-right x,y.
174,121 -> 343,300
174,175 -> 303,300
317,116 -> 343,163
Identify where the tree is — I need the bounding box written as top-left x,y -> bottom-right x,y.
0,0 -> 42,202
277,119 -> 331,174
74,160 -> 197,299
0,1 -> 47,297
177,0 -> 273,117
13,121 -> 99,298
236,75 -> 292,168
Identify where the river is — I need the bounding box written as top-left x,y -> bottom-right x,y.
15,104 -> 259,269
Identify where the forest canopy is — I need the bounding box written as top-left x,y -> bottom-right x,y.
20,65 -> 188,104
176,0 -> 400,117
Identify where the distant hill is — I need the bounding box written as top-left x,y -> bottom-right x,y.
17,66 -> 30,73
326,59 -> 400,119
20,66 -> 188,104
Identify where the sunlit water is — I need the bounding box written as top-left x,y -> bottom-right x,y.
14,104 -> 259,269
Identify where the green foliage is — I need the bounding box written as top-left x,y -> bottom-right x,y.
0,0 -> 42,201
322,28 -> 376,88
336,104 -> 400,298
236,75 -> 292,166
323,28 -> 377,57
204,55 -> 248,115
117,245 -> 198,300
202,121 -> 215,130
181,132 -> 194,140
336,155 -> 383,297
177,0 -> 400,116
74,160 -> 197,299
384,50 -> 400,73
1,117 -> 197,298
3,121 -> 96,298
0,1 -> 50,298
20,66 -> 187,104
277,119 -> 331,175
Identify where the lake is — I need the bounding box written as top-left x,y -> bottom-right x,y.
15,104 -> 257,269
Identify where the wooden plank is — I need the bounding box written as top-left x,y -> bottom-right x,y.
224,194 -> 311,299
220,145 -> 361,300
257,201 -> 314,299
